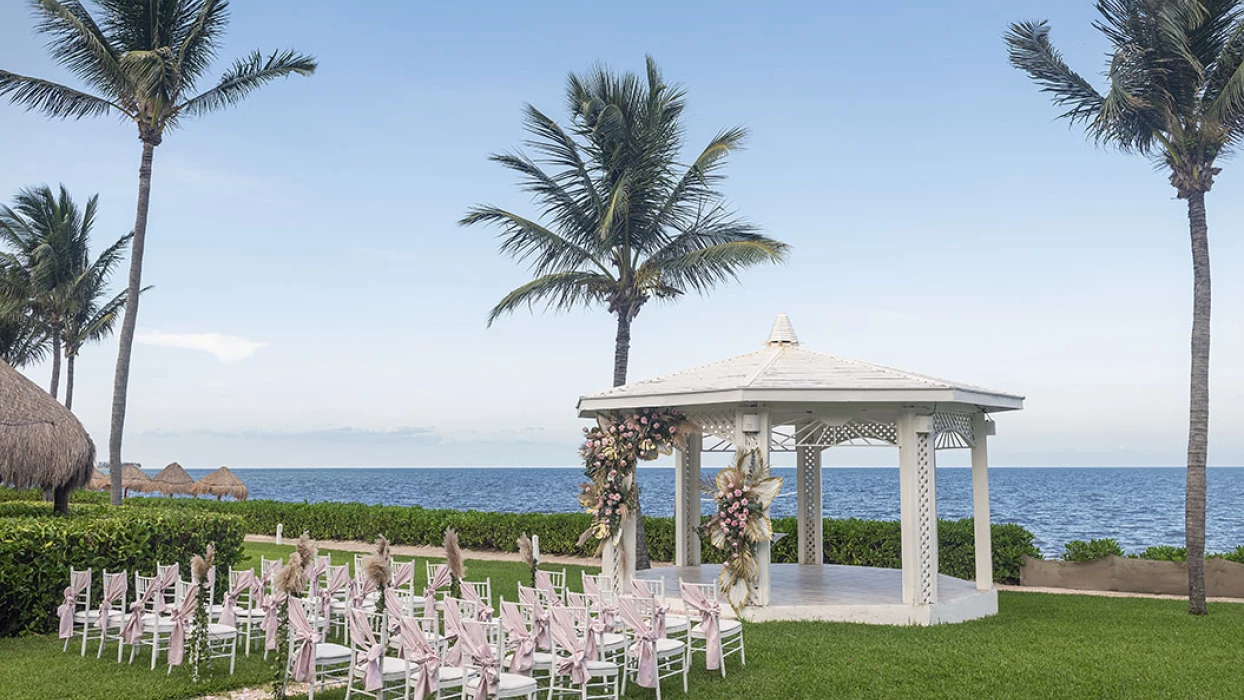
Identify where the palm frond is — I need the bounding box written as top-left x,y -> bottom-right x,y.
0,70 -> 122,119
176,49 -> 316,118
173,0 -> 229,89
30,0 -> 131,102
1006,20 -> 1107,123
645,238 -> 787,296
486,150 -> 600,248
487,271 -> 611,326
461,205 -> 608,276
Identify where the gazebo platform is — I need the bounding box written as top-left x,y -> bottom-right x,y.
645,563 -> 998,626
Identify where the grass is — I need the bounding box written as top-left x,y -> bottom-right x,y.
3,543 -> 1243,699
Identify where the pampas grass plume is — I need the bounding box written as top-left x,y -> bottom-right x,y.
277,551 -> 308,595
444,529 -> 464,580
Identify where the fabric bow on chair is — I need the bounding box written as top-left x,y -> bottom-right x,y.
96,574 -> 127,633
167,583 -> 200,667
422,564 -> 452,620
459,621 -> 500,700
680,582 -> 723,670
460,581 -> 493,621
395,615 -> 441,700
121,565 -> 178,645
261,592 -> 288,651
288,600 -> 321,683
618,596 -> 659,688
218,570 -> 256,628
550,606 -> 590,685
392,561 -> 415,590
499,602 -> 535,674
57,570 -> 91,639
518,587 -> 552,651
347,607 -> 386,691
440,598 -> 464,666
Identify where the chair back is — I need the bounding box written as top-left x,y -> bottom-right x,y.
632,577 -> 665,599
353,553 -> 367,578
462,577 -> 491,604
458,618 -> 504,695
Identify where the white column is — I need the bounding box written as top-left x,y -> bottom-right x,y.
897,411 -> 938,606
796,445 -> 823,565
674,433 -> 703,567
735,408 -> 772,606
602,515 -> 637,593
971,413 -> 994,591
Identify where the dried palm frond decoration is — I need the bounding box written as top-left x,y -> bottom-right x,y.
189,543 -> 215,681
577,408 -> 691,551
295,531 -> 317,569
517,533 -> 536,587
276,551 -> 309,596
444,528 -> 464,598
361,535 -> 392,616
702,449 -> 783,612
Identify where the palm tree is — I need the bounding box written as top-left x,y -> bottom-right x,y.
1006,0 -> 1244,615
0,185 -> 95,399
0,284 -> 49,368
462,57 -> 788,567
60,233 -> 134,411
0,0 -> 316,505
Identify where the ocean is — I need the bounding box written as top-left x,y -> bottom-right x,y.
182,466 -> 1244,558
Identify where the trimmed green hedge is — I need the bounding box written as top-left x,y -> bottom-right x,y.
32,493 -> 1040,585
0,503 -> 245,636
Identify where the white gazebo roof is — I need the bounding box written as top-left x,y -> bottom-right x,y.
578,314 -> 1024,416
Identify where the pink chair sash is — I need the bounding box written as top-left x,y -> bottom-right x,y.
57,570 -> 91,638
96,573 -> 127,631
618,596 -> 658,688
347,607 -> 385,691
423,564 -> 452,621
632,580 -> 667,636
680,583 -> 722,670
550,606 -> 590,684
517,587 -> 552,651
317,565 -> 350,621
458,621 -> 500,700
535,570 -> 554,594
392,561 -> 415,590
219,570 -> 257,628
442,599 -> 466,666
308,557 -> 328,598
396,615 -> 441,700
349,576 -> 377,609
121,565 -> 178,645
460,582 -> 493,621
167,583 -> 200,666
262,592 -> 288,651
384,588 -> 405,624
499,602 -> 534,674
288,599 -> 321,682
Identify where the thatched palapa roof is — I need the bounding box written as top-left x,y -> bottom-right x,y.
119,463 -> 156,494
0,359 -> 95,491
190,466 -> 248,501
151,462 -> 195,496
87,467 -> 110,491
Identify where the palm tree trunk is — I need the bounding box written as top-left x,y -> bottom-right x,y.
49,332 -> 61,400
1185,190 -> 1211,616
64,353 -> 75,411
614,312 -> 653,570
109,140 -> 156,506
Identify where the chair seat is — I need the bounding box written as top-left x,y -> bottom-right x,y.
664,615 -> 690,633
198,622 -> 238,640
585,659 -> 619,676
138,613 -> 176,633
600,632 -> 627,650
691,618 -> 742,637
315,642 -> 352,664
73,610 -> 125,624
466,672 -> 539,694
220,606 -> 265,621
356,655 -> 408,679
632,637 -> 685,659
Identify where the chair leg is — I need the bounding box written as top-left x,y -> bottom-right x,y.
81,624 -> 89,656
151,636 -> 159,670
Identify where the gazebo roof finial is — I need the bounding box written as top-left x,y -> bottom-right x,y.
766,313 -> 799,347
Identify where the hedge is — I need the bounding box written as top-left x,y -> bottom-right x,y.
0,503 -> 245,636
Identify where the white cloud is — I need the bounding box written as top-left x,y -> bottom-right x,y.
136,331 -> 267,362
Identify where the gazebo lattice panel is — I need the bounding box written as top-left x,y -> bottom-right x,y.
915,432 -> 936,605
932,411 -> 975,450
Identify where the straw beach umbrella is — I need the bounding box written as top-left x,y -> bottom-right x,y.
0,359 -> 95,513
150,462 -> 195,497
119,464 -> 155,497
190,466 -> 248,501
87,467 -> 110,491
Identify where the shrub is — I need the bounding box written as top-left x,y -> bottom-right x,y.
0,503 -> 245,636
1136,545 -> 1187,562
1062,538 -> 1124,561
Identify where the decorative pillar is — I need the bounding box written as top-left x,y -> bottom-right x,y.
970,413 -> 994,591
796,445 -> 823,565
674,432 -> 703,567
898,411 -> 938,606
735,408 -> 772,606
602,515 -> 637,593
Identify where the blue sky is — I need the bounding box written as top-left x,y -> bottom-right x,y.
1,1 -> 1241,469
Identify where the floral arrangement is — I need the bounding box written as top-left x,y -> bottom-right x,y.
189,544 -> 215,682
576,407 -> 690,550
702,449 -> 782,612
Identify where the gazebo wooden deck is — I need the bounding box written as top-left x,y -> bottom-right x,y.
577,314 -> 1024,625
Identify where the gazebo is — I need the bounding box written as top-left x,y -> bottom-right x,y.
576,314 -> 1024,625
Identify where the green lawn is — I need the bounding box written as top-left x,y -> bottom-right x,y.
3,543 -> 1242,699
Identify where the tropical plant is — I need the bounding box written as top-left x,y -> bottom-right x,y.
1006,0 -> 1244,615
463,56 -> 788,567
0,281 -> 49,368
0,0 -> 317,506
59,233 -> 134,411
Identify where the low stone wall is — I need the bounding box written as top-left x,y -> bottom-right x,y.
1020,555 -> 1244,598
